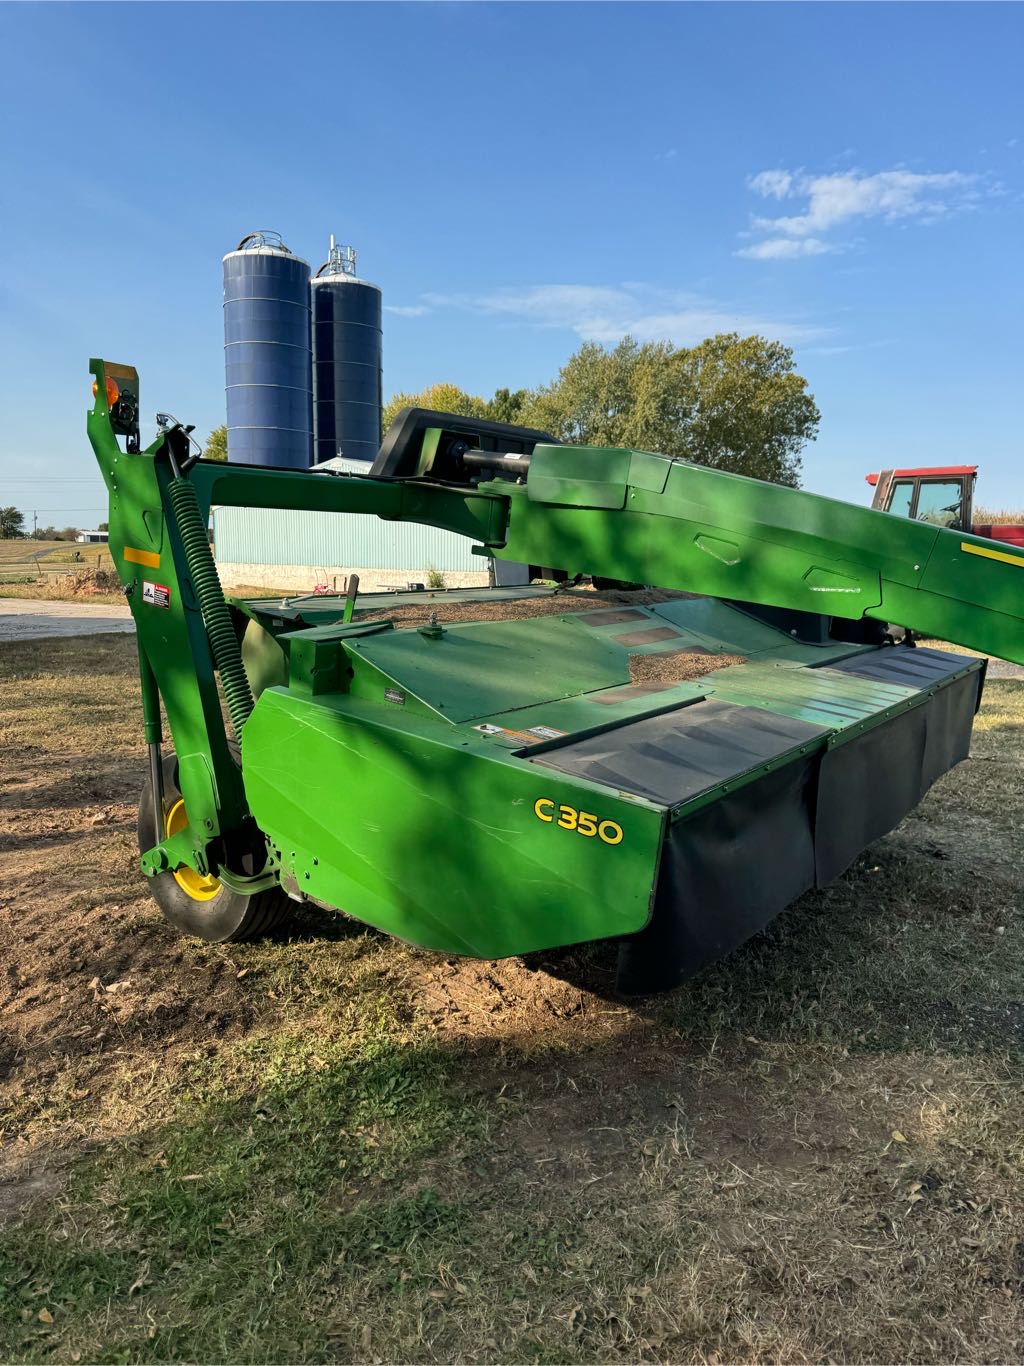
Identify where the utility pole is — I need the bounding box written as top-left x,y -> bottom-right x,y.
32,510 -> 37,536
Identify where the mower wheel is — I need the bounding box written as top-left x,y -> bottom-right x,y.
137,750 -> 292,943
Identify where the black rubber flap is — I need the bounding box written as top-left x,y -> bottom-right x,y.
814,669 -> 981,885
616,756 -> 818,994
530,699 -> 826,807
614,668 -> 982,995
827,644 -> 979,690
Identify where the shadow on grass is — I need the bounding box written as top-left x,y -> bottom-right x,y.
0,1031 -> 489,1365
529,835 -> 1024,1056
264,900 -> 381,947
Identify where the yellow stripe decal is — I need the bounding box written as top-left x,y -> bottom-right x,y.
961,541 -> 1024,569
124,546 -> 161,569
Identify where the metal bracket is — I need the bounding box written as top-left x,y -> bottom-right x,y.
140,827 -> 197,877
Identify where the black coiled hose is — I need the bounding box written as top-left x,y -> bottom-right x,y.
167,476 -> 254,739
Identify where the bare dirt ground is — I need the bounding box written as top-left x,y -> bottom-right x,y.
1,612 -> 1023,1363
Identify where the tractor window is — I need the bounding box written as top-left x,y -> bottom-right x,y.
888,481 -> 915,518
916,480 -> 964,529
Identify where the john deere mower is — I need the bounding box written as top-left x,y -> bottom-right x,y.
88,361 -> 1024,992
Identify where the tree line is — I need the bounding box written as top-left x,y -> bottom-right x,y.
200,330 -> 818,487
383,333 -> 820,488
0,509 -> 109,540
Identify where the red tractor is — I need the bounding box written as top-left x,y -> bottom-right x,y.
867,465 -> 1024,549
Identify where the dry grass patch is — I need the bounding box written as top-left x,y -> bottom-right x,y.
0,541 -> 118,599
975,507 -> 1024,525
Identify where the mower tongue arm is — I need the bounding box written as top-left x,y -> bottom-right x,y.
484,443 -> 1024,668
360,408 -> 1024,667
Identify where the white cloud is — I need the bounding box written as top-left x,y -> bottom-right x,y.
423,283 -> 823,345
739,166 -> 984,260
747,169 -> 794,200
737,237 -> 834,260
384,303 -> 431,318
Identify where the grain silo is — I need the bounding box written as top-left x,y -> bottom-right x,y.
311,237 -> 383,465
222,231 -> 312,467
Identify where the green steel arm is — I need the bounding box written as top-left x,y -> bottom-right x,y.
188,441 -> 1024,671
487,444 -> 1024,667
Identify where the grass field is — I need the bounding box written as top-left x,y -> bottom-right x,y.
1,632 -> 1022,1363
0,541 -> 118,601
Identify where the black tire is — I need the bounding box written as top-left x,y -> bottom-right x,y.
137,749 -> 292,943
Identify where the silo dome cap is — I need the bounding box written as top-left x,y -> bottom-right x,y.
223,230 -> 310,267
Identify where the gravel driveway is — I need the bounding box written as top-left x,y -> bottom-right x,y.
0,598 -> 134,642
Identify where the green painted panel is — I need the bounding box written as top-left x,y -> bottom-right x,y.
473,680 -> 708,745
343,614 -> 632,722
241,689 -> 665,957
526,445 -> 633,509
705,662 -> 919,730
648,597 -> 835,659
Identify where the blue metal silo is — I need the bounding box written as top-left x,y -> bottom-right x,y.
223,231 -> 312,467
311,238 -> 383,465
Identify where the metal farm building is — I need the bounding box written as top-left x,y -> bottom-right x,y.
211,496 -> 484,592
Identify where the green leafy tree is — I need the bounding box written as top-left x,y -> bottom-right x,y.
204,425 -> 228,462
0,506 -> 25,538
381,383 -> 531,436
485,387 -> 529,425
382,384 -> 487,436
98,521 -> 109,532
524,334 -> 819,486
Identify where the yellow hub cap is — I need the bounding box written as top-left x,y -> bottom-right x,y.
165,798 -> 222,901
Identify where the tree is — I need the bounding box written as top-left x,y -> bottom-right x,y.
486,387 -> 529,426
0,506 -> 25,538
382,384 -> 487,436
524,333 -> 819,486
381,383 -> 533,437
98,521 -> 109,532
204,425 -> 228,462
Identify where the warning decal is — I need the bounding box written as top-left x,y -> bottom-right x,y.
142,580 -> 171,610
475,722 -> 568,746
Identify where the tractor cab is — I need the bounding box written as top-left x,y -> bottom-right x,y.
866,465 -> 977,532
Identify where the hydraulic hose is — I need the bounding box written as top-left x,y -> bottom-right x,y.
166,476 -> 254,739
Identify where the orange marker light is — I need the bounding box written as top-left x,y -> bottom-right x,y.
91,376 -> 120,406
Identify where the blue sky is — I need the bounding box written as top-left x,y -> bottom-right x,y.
1,1 -> 1021,528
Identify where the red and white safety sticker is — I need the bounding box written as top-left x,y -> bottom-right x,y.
142,580 -> 171,609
